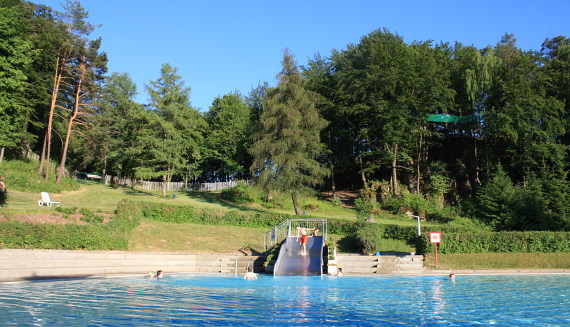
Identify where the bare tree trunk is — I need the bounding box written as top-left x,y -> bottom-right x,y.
57,75 -> 82,184
0,146 -> 4,164
41,51 -> 67,180
292,190 -> 303,215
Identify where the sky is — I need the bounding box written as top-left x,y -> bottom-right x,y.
31,0 -> 570,111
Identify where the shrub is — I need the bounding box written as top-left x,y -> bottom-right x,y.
354,197 -> 381,220
220,184 -> 264,203
0,199 -> 141,250
352,222 -> 421,254
383,191 -> 438,217
417,231 -> 570,254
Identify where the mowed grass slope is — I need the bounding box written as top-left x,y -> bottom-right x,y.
1,182 -> 256,213
129,221 -> 268,254
1,182 -> 317,254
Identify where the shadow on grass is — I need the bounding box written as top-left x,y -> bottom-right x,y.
181,191 -> 270,213
120,187 -> 155,197
335,235 -> 360,253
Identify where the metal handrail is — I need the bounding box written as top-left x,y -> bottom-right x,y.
264,218 -> 327,251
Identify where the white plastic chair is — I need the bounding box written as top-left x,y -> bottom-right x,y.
38,192 -> 61,207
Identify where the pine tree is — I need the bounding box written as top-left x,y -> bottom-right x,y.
137,63 -> 205,196
250,49 -> 328,215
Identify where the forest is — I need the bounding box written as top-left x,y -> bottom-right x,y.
1,0 -> 569,231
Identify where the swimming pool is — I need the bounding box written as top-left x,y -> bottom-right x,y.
0,274 -> 568,326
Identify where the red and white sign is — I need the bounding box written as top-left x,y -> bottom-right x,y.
430,232 -> 441,243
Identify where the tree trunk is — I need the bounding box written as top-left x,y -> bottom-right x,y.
474,138 -> 482,187
390,144 -> 399,196
328,131 -> 336,200
38,131 -> 47,175
41,50 -> 68,180
57,74 -> 82,184
292,190 -> 303,215
357,156 -> 368,189
0,146 -> 4,164
162,175 -> 168,197
416,129 -> 424,194
330,160 -> 336,200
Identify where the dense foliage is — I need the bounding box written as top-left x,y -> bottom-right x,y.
1,159 -> 79,193
0,0 -> 568,225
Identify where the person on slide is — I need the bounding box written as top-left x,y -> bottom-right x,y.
296,226 -> 316,255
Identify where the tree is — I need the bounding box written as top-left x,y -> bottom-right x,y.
472,166 -> 515,229
246,81 -> 269,124
76,72 -> 142,177
203,92 -> 252,181
250,49 -> 328,215
37,0 -> 97,182
487,34 -> 565,182
137,63 -> 204,196
56,36 -> 107,183
0,6 -> 34,162
541,36 -> 570,160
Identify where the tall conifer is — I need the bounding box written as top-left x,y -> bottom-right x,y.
250,49 -> 328,215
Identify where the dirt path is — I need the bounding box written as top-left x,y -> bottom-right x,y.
322,190 -> 359,208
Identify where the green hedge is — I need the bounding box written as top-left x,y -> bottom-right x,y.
132,201 -> 360,235
135,201 -> 290,227
352,222 -> 570,254
0,200 -> 141,250
327,218 -> 358,235
418,231 -> 570,254
353,223 -> 421,253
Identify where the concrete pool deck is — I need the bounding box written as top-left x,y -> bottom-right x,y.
1,249 -> 569,282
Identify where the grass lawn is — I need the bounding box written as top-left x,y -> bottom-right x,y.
1,182 -> 269,213
129,220 -> 268,254
424,252 -> 570,270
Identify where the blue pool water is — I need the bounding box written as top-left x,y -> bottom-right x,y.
0,274 -> 569,326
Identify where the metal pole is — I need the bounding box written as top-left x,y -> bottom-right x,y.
435,243 -> 439,268
408,214 -> 421,236
235,254 -> 238,277
416,216 -> 421,236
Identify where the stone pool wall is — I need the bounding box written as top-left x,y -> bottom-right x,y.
0,249 -> 265,282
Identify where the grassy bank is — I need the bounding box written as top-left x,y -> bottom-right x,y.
424,253 -> 570,270
129,220 -> 267,253
1,182 -> 262,213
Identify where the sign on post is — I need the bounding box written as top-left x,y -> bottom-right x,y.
430,232 -> 442,268
430,232 -> 441,243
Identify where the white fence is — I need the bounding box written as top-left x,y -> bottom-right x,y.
102,175 -> 252,192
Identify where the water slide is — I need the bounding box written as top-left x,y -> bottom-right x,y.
273,235 -> 324,276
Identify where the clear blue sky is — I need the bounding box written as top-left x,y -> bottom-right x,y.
32,0 -> 570,111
